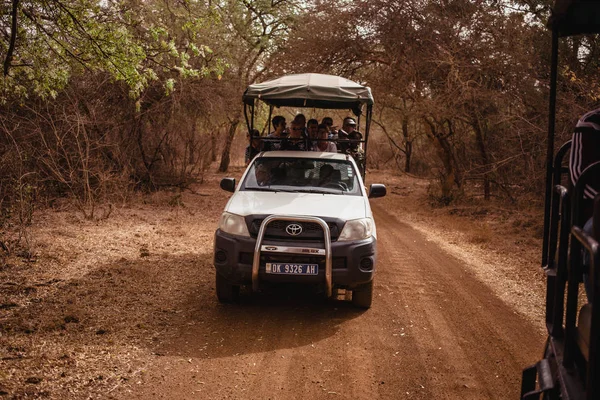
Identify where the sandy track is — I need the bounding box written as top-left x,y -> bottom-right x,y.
123,202 -> 545,400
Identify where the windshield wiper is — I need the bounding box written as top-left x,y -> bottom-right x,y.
245,187 -> 345,195
293,188 -> 345,195
245,187 -> 297,193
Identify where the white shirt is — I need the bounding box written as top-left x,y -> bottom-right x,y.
312,141 -> 338,153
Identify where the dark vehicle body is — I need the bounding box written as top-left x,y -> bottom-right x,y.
521,1 -> 600,399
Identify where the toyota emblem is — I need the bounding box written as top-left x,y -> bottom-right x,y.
286,223 -> 303,236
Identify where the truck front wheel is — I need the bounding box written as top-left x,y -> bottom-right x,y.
352,281 -> 373,309
216,272 -> 240,303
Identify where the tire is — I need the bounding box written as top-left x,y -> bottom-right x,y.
352,281 -> 373,309
215,272 -> 240,303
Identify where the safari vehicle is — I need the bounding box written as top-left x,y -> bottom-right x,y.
520,1 -> 600,399
213,74 -> 386,308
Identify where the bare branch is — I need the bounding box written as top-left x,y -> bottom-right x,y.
3,0 -> 20,76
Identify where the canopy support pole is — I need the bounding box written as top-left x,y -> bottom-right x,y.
363,105 -> 372,181
244,102 -> 252,133
268,105 -> 273,135
542,28 -> 559,267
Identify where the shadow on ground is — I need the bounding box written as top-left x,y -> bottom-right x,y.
1,251 -> 363,392
157,283 -> 364,359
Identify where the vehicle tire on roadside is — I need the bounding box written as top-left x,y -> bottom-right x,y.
216,272 -> 240,303
352,281 -> 373,309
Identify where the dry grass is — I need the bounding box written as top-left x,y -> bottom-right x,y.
466,223 -> 493,245
0,168 -> 234,398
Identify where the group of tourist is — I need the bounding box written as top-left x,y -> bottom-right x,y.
244,114 -> 365,169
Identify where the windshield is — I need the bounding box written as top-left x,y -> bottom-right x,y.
241,157 -> 362,196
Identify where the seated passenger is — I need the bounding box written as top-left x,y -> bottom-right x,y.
263,115 -> 286,151
307,119 -> 319,147
346,131 -> 365,173
245,129 -> 262,165
321,117 -> 337,140
569,107 -> 600,299
255,164 -> 271,186
293,113 -> 307,136
270,167 -> 287,185
331,169 -> 342,186
337,116 -> 357,153
312,124 -> 337,152
570,108 -> 600,216
318,164 -> 335,186
283,120 -> 309,151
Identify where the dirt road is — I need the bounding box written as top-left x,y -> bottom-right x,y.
0,172 -> 546,399
122,202 -> 545,400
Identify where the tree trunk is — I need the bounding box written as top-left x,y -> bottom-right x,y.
211,132 -> 217,162
443,119 -> 462,188
436,135 -> 457,198
402,117 -> 412,173
189,118 -> 197,165
218,118 -> 239,173
424,117 -> 462,202
405,140 -> 412,173
472,115 -> 490,200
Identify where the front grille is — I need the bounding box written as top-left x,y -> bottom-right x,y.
261,254 -> 324,264
248,218 -> 340,241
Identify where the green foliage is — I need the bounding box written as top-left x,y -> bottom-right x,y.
0,0 -> 223,102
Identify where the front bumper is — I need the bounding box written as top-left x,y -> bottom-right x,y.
213,229 -> 376,291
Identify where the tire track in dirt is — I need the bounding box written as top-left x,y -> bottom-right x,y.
121,202 -> 544,399
371,202 -> 545,399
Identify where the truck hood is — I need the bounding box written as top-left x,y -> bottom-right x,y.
225,191 -> 368,220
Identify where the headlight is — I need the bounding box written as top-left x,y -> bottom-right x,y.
219,212 -> 250,237
338,218 -> 374,241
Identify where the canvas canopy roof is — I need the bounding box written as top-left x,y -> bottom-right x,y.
243,73 -> 374,111
549,0 -> 600,36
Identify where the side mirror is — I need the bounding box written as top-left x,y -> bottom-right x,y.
368,184 -> 386,199
220,178 -> 236,193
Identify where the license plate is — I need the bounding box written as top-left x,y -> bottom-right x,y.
265,263 -> 318,275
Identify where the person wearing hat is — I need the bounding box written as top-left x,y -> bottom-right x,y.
339,117 -> 357,138
337,116 -> 358,153
245,129 -> 262,165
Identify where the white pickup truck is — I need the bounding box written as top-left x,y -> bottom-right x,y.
214,150 -> 386,308
213,73 -> 385,308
